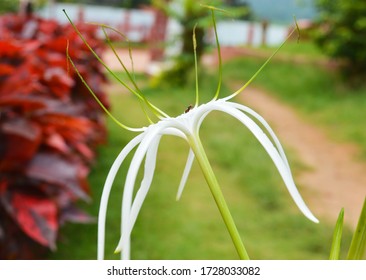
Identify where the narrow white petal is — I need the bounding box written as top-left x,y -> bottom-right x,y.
115,135 -> 162,253
130,136 -> 162,230
158,126 -> 196,201
97,133 -> 145,260
227,102 -> 292,172
199,102 -> 318,223
119,124 -> 173,260
162,127 -> 187,139
176,148 -> 195,200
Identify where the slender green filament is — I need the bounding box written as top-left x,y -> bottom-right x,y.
63,10 -> 169,123
228,26 -> 299,99
64,11 -> 142,98
98,24 -> 164,122
99,25 -> 140,92
211,9 -> 222,100
193,24 -> 199,107
66,42 -> 143,132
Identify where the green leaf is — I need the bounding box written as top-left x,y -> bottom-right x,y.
329,208 -> 344,260
347,196 -> 366,260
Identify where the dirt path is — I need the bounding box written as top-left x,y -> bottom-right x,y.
104,48 -> 366,228
239,87 -> 366,228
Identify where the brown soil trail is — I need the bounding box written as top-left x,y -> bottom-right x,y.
239,87 -> 366,228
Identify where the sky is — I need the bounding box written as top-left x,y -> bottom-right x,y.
239,0 -> 317,23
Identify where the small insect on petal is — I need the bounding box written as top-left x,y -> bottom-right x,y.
185,105 -> 193,113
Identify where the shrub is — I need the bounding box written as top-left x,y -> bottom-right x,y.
314,0 -> 366,84
0,13 -> 108,259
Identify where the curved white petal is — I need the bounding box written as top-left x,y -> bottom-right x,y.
196,101 -> 318,223
176,148 -> 195,200
130,135 -> 162,231
120,123 -> 175,260
227,101 -> 292,173
97,133 -> 145,260
157,126 -> 195,200
114,135 -> 162,253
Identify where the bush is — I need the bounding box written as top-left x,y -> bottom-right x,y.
314,0 -> 366,84
0,13 -> 108,259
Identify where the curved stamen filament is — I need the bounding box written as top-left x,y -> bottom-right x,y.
227,23 -> 300,100
63,10 -> 169,122
193,23 -> 199,108
66,41 -> 144,132
211,9 -> 222,100
96,24 -> 169,120
98,24 -> 140,92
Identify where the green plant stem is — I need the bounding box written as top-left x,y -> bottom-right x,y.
347,196 -> 366,260
329,208 -> 344,260
189,134 -> 250,260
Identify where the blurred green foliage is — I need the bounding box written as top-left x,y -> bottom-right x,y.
314,0 -> 366,85
152,0 -> 248,86
0,0 -> 18,14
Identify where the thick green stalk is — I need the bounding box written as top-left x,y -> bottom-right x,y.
189,134 -> 249,260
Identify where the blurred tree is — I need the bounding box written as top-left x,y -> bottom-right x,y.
0,0 -> 18,14
314,0 -> 366,85
152,0 -> 249,85
56,0 -> 151,8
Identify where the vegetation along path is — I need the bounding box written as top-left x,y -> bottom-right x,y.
239,87 -> 366,228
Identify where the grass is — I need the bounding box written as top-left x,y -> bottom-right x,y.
256,40 -> 326,58
50,60 -> 356,260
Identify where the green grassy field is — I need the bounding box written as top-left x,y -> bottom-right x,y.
49,54 -> 362,259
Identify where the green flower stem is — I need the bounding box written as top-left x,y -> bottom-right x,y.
189,134 -> 250,260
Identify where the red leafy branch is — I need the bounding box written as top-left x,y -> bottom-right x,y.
0,13 -> 108,259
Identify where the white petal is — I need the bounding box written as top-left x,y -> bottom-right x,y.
114,135 -> 162,253
97,133 -> 145,260
227,102 -> 292,173
176,148 -> 195,200
198,102 -> 318,223
119,123 -> 174,259
130,136 -> 162,230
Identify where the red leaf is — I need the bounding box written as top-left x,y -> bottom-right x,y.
0,180 -> 7,195
43,67 -> 74,98
0,119 -> 42,171
0,95 -> 48,112
25,152 -> 90,201
7,193 -> 58,249
0,41 -> 22,57
0,64 -> 15,75
59,204 -> 95,225
74,142 -> 95,161
34,113 -> 95,144
0,67 -> 45,95
42,37 -> 68,54
44,133 -> 70,154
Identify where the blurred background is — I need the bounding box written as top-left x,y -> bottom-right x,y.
0,0 -> 365,259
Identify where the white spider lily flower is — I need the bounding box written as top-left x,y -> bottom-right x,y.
64,7 -> 318,261
97,98 -> 319,260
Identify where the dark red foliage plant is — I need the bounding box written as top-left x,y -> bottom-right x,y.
0,12 -> 109,259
